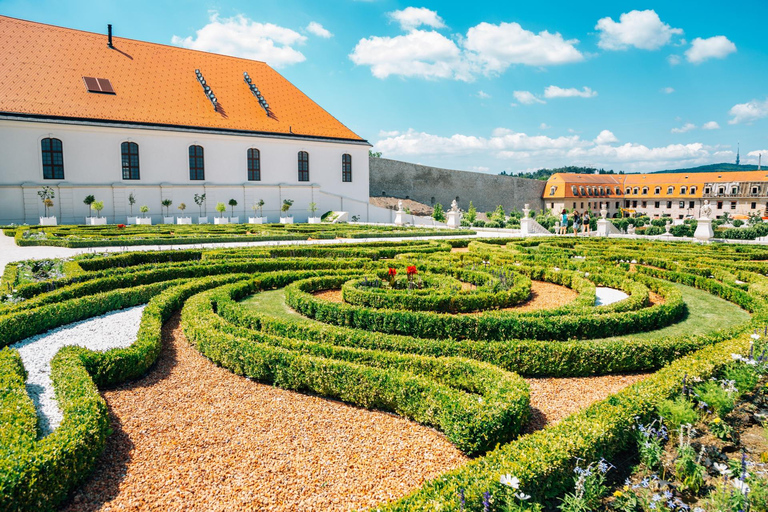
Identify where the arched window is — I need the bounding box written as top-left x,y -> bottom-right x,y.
572,186 -> 579,196
41,138 -> 64,179
690,186 -> 697,194
247,148 -> 261,181
731,186 -> 738,194
298,151 -> 309,181
342,154 -> 352,182
579,186 -> 586,196
549,186 -> 557,196
642,187 -> 648,195
654,187 -> 661,195
625,187 -> 631,194
121,142 -> 140,180
633,187 -> 639,194
189,145 -> 205,180
680,186 -> 687,194
717,187 -> 724,195
667,186 -> 674,194
615,187 -> 621,195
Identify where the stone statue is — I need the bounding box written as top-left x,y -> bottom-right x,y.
665,221 -> 672,234
600,203 -> 607,219
450,199 -> 459,212
397,200 -> 403,212
701,200 -> 712,219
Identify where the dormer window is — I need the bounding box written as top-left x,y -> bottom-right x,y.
572,186 -> 579,196
642,187 -> 648,195
690,186 -> 697,194
549,186 -> 557,196
680,186 -> 687,194
667,186 -> 674,194
654,187 -> 661,195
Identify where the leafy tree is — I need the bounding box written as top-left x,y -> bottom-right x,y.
369,150 -> 382,158
432,203 -> 446,222
228,198 -> 238,216
139,205 -> 149,218
281,199 -> 294,214
161,199 -> 172,216
83,195 -> 95,207
253,199 -> 265,217
215,202 -> 227,218
194,193 -> 207,216
308,202 -> 318,216
38,186 -> 55,217
178,203 -> 187,214
128,192 -> 136,215
91,201 -> 104,218
492,204 -> 506,222
465,201 -> 477,223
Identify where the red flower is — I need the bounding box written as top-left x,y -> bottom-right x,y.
388,267 -> 397,277
406,265 -> 418,276
117,224 -> 126,228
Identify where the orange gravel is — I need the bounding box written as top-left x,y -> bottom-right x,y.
524,373 -> 650,432
312,289 -> 344,303
510,281 -> 578,312
61,315 -> 467,512
450,247 -> 470,253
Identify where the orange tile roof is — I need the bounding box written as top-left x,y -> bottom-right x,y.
0,16 -> 365,142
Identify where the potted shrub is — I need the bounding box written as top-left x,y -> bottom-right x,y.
308,202 -> 321,223
194,193 -> 208,224
214,202 -> 228,224
177,202 -> 191,225
83,194 -> 95,224
280,199 -> 294,224
161,199 -> 174,224
127,192 -> 137,224
89,200 -> 107,225
137,205 -> 152,225
38,186 -> 57,225
228,199 -> 239,224
249,199 -> 267,224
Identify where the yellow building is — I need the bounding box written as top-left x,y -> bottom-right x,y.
545,170 -> 768,219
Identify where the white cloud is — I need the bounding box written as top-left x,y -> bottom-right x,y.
477,90 -> 491,99
470,166 -> 490,173
667,55 -> 682,66
171,12 -> 307,67
349,30 -> 470,80
594,130 -> 618,145
728,97 -> 768,124
568,142 -> 709,166
595,10 -> 683,50
540,123 -> 551,130
513,90 -> 545,105
685,36 -> 736,64
748,150 -> 768,165
543,85 -> 597,99
389,7 -> 446,31
702,121 -> 720,130
306,22 -> 333,38
661,87 -> 675,94
378,130 -> 401,137
465,22 -> 583,72
671,122 -> 696,134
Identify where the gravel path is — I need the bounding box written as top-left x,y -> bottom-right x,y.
11,306 -> 145,436
595,287 -> 629,306
61,314 -> 468,512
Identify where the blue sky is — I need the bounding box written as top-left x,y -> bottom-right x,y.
2,0 -> 767,174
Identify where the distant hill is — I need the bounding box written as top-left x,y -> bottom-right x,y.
652,163 -> 760,174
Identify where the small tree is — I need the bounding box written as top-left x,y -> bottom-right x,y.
228,198 -> 238,216
83,195 -> 95,209
139,205 -> 149,218
178,203 -> 187,215
432,203 -> 446,223
719,211 -> 732,223
161,199 -> 173,216
91,200 -> 104,218
194,193 -> 207,217
465,201 -> 477,223
492,204 -> 506,222
253,199 -> 265,217
216,202 -> 227,218
38,186 -> 55,217
281,199 -> 294,216
308,202 -> 318,217
369,150 -> 382,158
128,192 -> 136,215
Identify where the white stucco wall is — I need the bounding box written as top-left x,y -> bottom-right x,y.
0,119 -> 371,224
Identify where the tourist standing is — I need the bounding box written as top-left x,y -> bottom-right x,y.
572,211 -> 581,236
583,210 -> 591,235
560,209 -> 568,235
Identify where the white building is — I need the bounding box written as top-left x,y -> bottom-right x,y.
0,16 -> 385,225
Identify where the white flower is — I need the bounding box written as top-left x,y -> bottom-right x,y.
732,479 -> 750,494
732,353 -> 744,361
713,462 -> 732,476
500,474 -> 520,489
515,492 -> 531,501
751,333 -> 761,340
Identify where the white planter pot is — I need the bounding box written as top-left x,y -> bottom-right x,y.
198,216 -> 209,224
308,216 -> 322,224
280,216 -> 294,224
88,217 -> 107,225
214,217 -> 229,225
163,216 -> 175,224
136,217 -> 152,225
126,216 -> 138,225
248,217 -> 267,224
229,216 -> 240,224
176,217 -> 192,225
39,216 -> 57,226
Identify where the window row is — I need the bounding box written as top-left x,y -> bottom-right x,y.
624,186 -> 698,196
40,138 -> 353,183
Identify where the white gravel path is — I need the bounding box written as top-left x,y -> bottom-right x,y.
11,306 -> 146,436
595,287 -> 629,306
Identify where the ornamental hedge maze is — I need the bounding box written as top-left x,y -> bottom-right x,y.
1,237 -> 767,510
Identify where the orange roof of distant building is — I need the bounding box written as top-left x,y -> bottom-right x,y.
0,16 -> 366,143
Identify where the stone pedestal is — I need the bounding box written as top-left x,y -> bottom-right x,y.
596,219 -> 612,237
308,217 -> 322,224
694,217 -> 714,241
176,217 -> 192,225
520,217 -> 533,236
394,210 -> 406,226
280,216 -> 294,224
446,210 -> 461,228
39,216 -> 57,226
136,217 -> 152,225
214,217 -> 229,225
